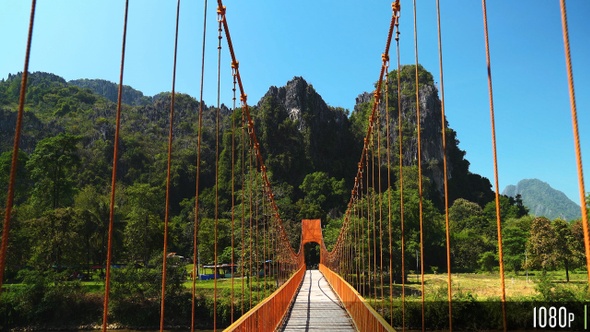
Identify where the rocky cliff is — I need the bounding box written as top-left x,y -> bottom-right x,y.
69,78 -> 152,106
353,64 -> 494,207
253,77 -> 358,188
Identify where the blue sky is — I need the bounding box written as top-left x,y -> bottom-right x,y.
1,0 -> 589,207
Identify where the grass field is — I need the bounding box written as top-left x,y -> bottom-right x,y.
348,269 -> 589,303
396,269 -> 588,300
360,270 -> 590,330
176,268 -> 589,301
6,267 -> 587,301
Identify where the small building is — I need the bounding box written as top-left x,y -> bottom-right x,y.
200,263 -> 237,280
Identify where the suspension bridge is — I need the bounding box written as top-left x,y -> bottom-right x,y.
1,0 -> 589,331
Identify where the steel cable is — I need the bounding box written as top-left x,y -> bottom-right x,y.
559,0 -> 590,286
159,1 -> 182,330
191,0 -> 208,330
435,0 -> 453,330
395,7 -> 406,329
481,1 -> 507,330
101,1 -> 128,330
0,0 -> 37,296
411,0 -> 426,330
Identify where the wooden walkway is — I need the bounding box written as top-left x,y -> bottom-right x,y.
280,269 -> 356,331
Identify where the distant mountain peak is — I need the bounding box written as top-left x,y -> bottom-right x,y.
503,178 -> 581,220
69,78 -> 152,106
252,76 -> 356,186
259,77 -> 318,110
258,76 -> 336,133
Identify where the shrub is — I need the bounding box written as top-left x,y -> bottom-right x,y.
0,270 -> 101,329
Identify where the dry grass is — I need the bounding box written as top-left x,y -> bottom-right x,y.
400,270 -> 588,300
420,273 -> 536,299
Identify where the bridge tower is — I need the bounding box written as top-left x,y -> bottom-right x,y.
300,219 -> 325,267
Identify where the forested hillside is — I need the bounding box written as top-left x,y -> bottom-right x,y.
2,67 -> 589,328
503,178 -> 582,220
2,67 -> 587,272
69,78 -> 152,106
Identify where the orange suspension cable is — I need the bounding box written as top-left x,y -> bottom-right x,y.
277,220 -> 281,281
436,0 -> 453,330
385,58 -> 394,327
343,1 -> 397,227
101,1 -> 128,330
263,189 -> 269,298
160,1 -> 181,330
412,0 -> 426,330
394,6 -> 406,330
255,172 -> 261,303
377,96 -> 385,314
372,126 -> 378,306
253,171 -> 258,305
355,201 -> 361,290
349,218 -> 354,285
345,0 -> 396,296
559,0 -> 590,285
248,144 -> 254,311
370,133 -> 376,304
353,212 -> 358,287
346,219 -> 351,284
230,64 -> 237,323
359,168 -> 366,296
263,196 -> 272,297
191,0 -> 208,331
366,151 -> 371,298
240,96 -> 246,315
481,1 -> 507,330
212,6 -> 223,330
216,2 -> 294,266
0,0 -> 37,295
315,0 -> 401,322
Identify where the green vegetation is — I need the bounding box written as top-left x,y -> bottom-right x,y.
0,264 -> 276,329
1,69 -> 588,329
370,270 -> 590,330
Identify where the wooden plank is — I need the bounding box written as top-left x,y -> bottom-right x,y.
280,269 -> 356,331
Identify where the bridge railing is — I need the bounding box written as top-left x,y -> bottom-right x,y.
223,266 -> 305,332
320,264 -> 395,332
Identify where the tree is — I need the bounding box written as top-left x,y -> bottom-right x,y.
526,217 -> 557,272
298,171 -> 347,220
0,150 -> 30,206
449,198 -> 488,232
389,187 -> 445,276
570,219 -> 586,272
26,133 -> 81,212
255,95 -> 306,188
74,185 -> 123,267
449,199 -> 494,271
123,183 -> 163,266
483,195 -> 521,224
322,217 -> 343,251
197,218 -> 232,266
513,194 -> 529,218
24,208 -> 85,271
451,229 -> 491,271
502,225 -> 528,273
553,219 -> 574,282
478,251 -> 497,273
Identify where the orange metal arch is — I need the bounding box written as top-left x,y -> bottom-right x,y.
300,219 -> 324,247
